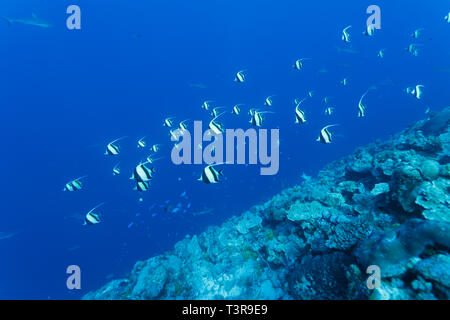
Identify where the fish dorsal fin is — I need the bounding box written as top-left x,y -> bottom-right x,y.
88,202 -> 106,214
323,124 -> 340,131
211,111 -> 226,122
74,175 -> 88,182
109,136 -> 127,145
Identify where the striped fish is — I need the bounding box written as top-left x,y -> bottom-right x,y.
342,25 -> 352,42
63,176 -> 87,192
198,164 -> 224,184
317,125 -> 339,144
131,162 -> 155,182
234,70 -> 246,83
84,202 -> 105,226
209,112 -> 226,135
105,137 -> 126,156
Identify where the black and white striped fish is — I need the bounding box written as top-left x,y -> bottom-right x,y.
202,100 -> 214,110
250,110 -> 273,127
179,119 -> 190,131
317,125 -> 339,144
163,117 -> 175,127
325,107 -> 334,116
112,163 -> 121,176
358,90 -> 370,118
295,107 -> 306,124
342,25 -> 352,42
293,58 -> 311,70
137,137 -> 147,148
198,164 -> 224,184
151,144 -> 162,153
63,175 -> 87,192
209,112 -> 226,135
105,137 -> 126,156
232,104 -> 243,115
264,95 -> 275,107
131,162 -> 156,182
84,202 -> 105,226
234,70 -> 246,83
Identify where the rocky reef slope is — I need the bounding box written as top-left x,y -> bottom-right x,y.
84,108 -> 450,300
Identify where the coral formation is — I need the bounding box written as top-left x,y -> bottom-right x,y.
84,108 -> 450,300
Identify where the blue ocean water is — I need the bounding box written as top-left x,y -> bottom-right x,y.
0,0 -> 449,299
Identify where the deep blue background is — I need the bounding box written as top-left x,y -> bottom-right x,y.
1,0 -> 449,299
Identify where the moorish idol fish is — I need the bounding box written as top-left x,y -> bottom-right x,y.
202,100 -> 214,110
264,95 -> 275,107
250,110 -> 273,127
293,58 -> 312,70
325,107 -> 335,116
105,137 -> 127,156
112,163 -> 121,176
63,176 -> 87,192
363,24 -> 376,37
163,117 -> 175,127
234,70 -> 246,83
84,202 -> 106,226
151,144 -> 162,153
137,137 -> 147,148
198,164 -> 225,184
131,162 -> 156,182
342,25 -> 352,42
411,28 -> 425,39
406,43 -> 422,57
358,90 -> 370,118
295,106 -> 307,124
232,104 -> 243,115
209,112 -> 226,135
317,125 -> 339,144
179,119 -> 190,131
407,85 -> 425,99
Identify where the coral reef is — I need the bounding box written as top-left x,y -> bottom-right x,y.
84,108 -> 450,300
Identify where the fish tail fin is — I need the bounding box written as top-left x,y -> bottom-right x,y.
218,169 -> 224,176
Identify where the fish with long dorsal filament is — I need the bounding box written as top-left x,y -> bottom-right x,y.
202,100 -> 214,110
341,25 -> 352,42
406,85 -> 425,99
105,137 -> 127,156
234,70 -> 246,83
294,97 -> 308,124
264,95 -> 276,107
163,117 -> 175,127
232,104 -> 243,115
198,163 -> 228,184
406,43 -> 422,57
131,161 -> 156,183
112,163 -> 121,176
411,28 -> 425,39
137,136 -> 147,148
64,176 -> 88,192
208,112 -> 226,135
84,202 -> 106,226
358,90 -> 371,118
317,125 -> 339,144
293,58 -> 312,70
250,110 -> 273,127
